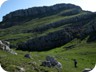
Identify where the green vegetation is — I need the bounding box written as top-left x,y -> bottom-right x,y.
0,39 -> 96,72
0,11 -> 94,48
0,3 -> 96,72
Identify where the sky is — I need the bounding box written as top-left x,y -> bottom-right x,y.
0,0 -> 96,21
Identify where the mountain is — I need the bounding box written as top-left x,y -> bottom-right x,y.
0,3 -> 82,28
0,3 -> 96,51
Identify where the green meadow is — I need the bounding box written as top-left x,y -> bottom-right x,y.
0,4 -> 96,72
0,38 -> 96,72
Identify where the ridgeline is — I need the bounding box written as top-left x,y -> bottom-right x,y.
0,3 -> 96,51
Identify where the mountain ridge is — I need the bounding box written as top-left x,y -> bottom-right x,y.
0,3 -> 96,51
0,3 -> 82,28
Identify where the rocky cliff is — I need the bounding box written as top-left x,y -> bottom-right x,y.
17,13 -> 96,51
0,3 -> 96,51
0,3 -> 82,28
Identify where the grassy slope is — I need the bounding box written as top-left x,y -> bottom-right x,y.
0,38 -> 96,72
0,15 -> 66,45
0,9 -> 96,72
0,11 -> 90,46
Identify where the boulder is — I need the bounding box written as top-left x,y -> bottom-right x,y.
0,40 -> 11,52
24,54 -> 32,59
40,56 -> 62,72
40,61 -> 51,67
46,56 -> 58,66
0,40 -> 17,55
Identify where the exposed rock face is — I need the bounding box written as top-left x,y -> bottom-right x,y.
0,3 -> 82,28
0,3 -> 96,51
84,20 -> 96,42
18,29 -> 73,51
0,40 -> 17,55
16,11 -> 96,51
29,12 -> 94,33
0,40 -> 11,52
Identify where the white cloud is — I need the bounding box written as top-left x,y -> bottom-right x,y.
0,0 -> 7,7
79,0 -> 96,12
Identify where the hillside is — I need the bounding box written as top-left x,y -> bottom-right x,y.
0,39 -> 96,72
0,3 -> 96,72
0,3 -> 96,51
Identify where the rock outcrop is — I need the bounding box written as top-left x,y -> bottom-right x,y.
0,40 -> 17,55
16,12 -> 96,51
0,40 -> 10,52
0,3 -> 82,28
17,29 -> 73,51
0,3 -> 96,51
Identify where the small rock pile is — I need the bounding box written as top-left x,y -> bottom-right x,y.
0,40 -> 17,55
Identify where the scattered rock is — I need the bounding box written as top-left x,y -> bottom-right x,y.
40,61 -> 52,67
40,56 -> 62,72
9,49 -> 18,55
0,40 -> 11,52
24,54 -> 32,59
16,66 -> 25,72
0,40 -> 18,55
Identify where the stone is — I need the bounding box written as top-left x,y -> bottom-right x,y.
24,54 -> 32,59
